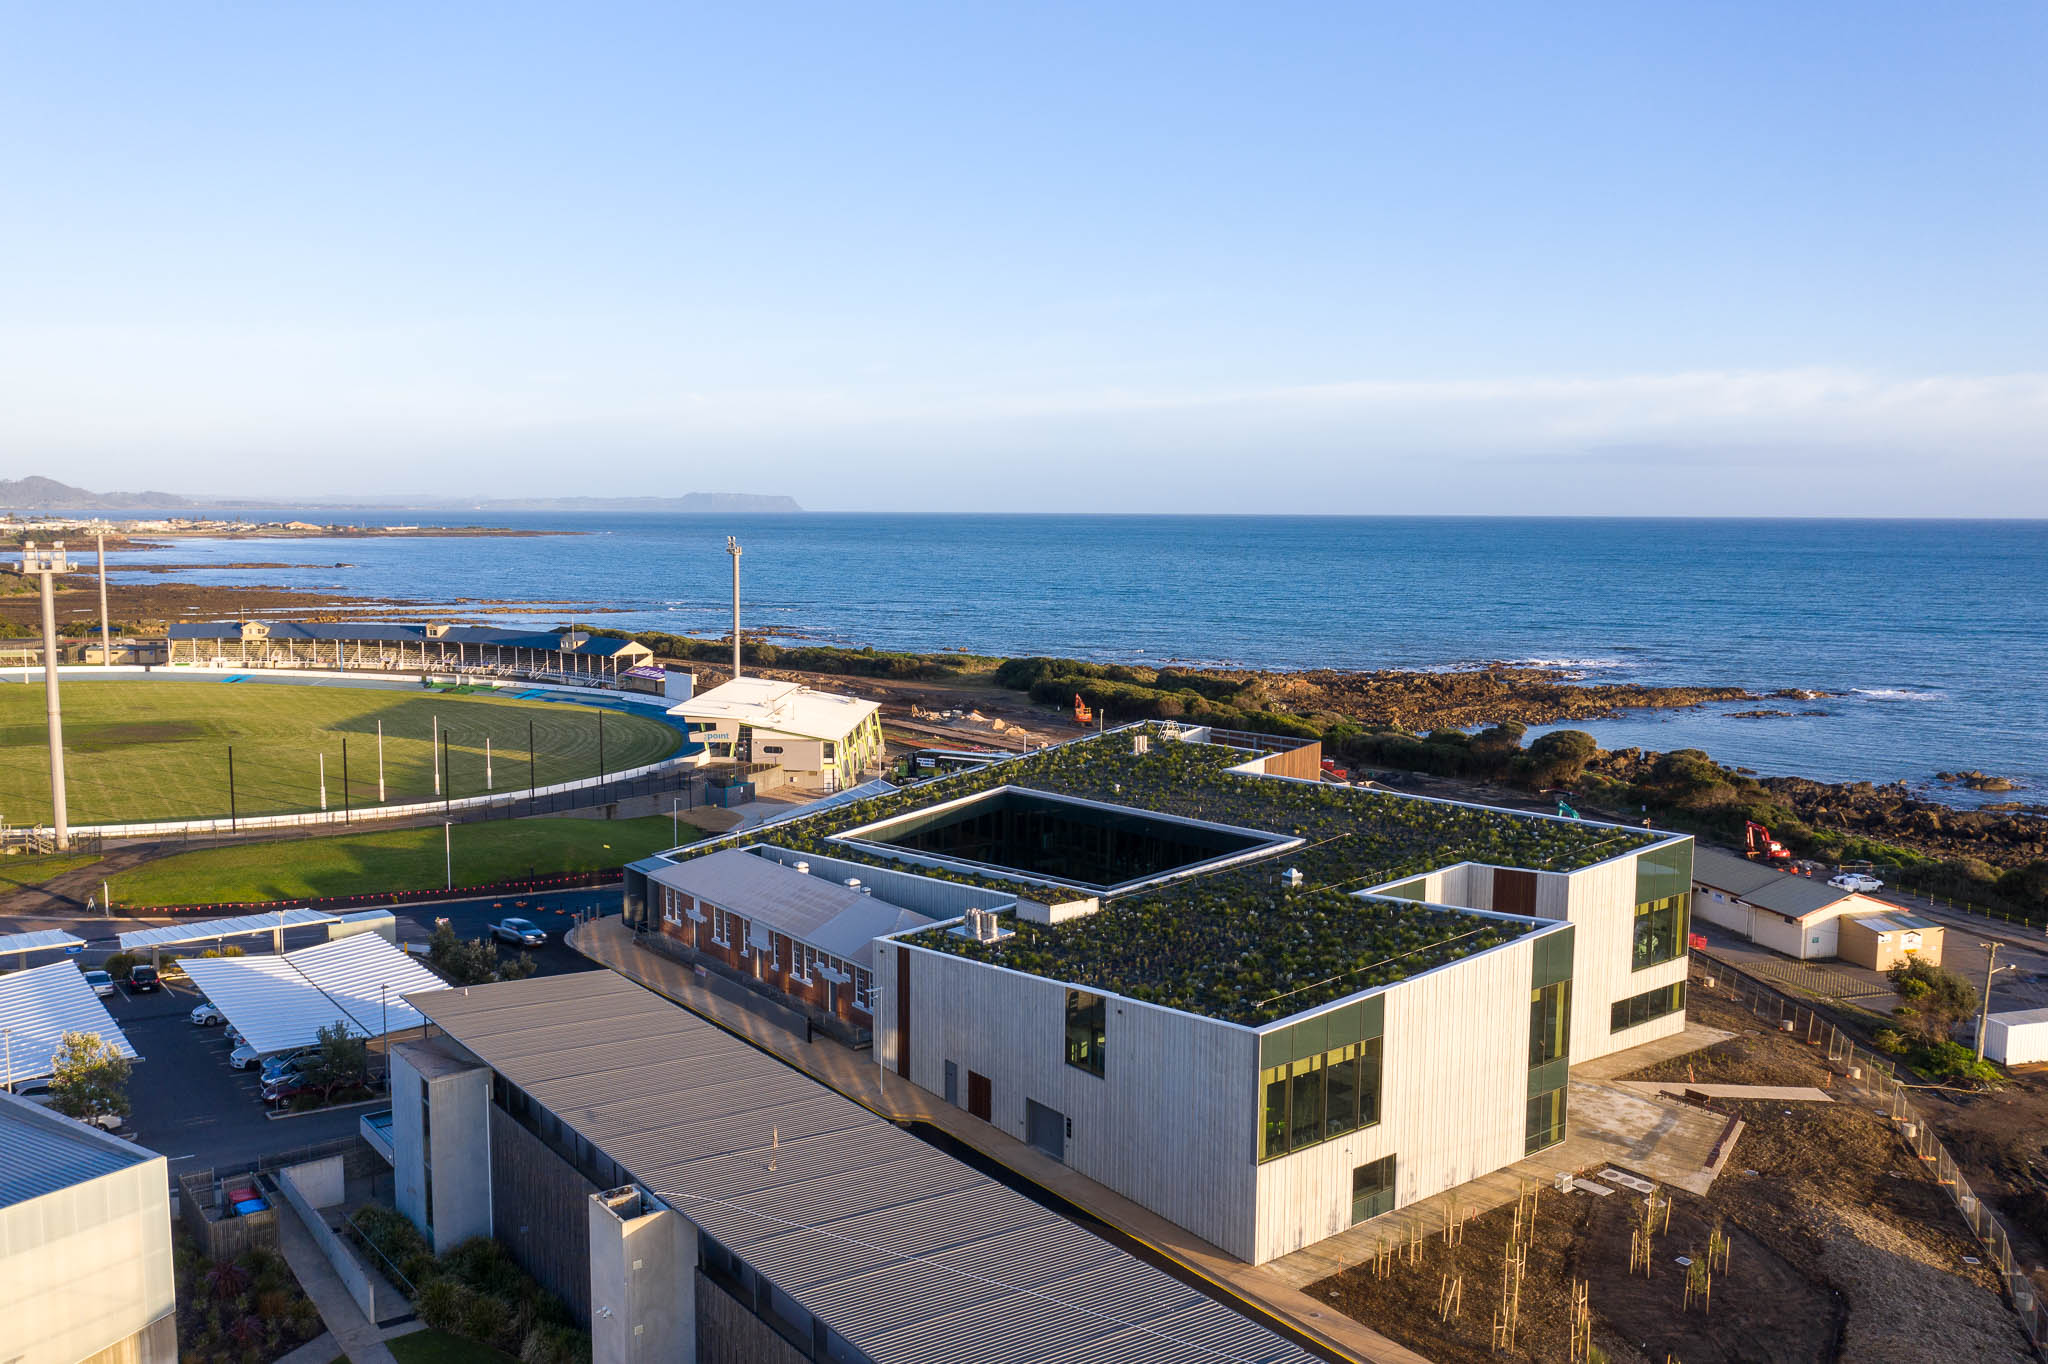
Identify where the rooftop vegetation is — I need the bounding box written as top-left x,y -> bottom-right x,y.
669,726 -> 1655,1023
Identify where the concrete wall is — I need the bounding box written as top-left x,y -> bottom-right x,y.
588,1188 -> 697,1364
489,1104 -> 599,1324
391,1047 -> 493,1255
0,1148 -> 176,1364
273,1162 -> 398,1327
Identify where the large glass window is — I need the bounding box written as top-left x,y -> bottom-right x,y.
1631,894 -> 1690,971
1528,980 -> 1571,1069
1065,990 -> 1107,1077
1258,1002 -> 1384,1162
1611,981 -> 1687,1032
1525,1086 -> 1567,1154
1352,1155 -> 1397,1224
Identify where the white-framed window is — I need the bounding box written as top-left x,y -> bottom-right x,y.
709,905 -> 732,947
853,968 -> 873,1012
662,887 -> 680,925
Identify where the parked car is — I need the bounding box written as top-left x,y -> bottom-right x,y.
224,1025 -> 246,1047
82,969 -> 115,999
126,964 -> 161,993
261,1051 -> 310,1082
190,1002 -> 227,1026
1829,872 -> 1885,893
490,917 -> 547,947
262,1078 -> 318,1104
229,1043 -> 264,1070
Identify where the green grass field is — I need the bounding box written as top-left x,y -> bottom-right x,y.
106,815 -> 677,906
0,679 -> 682,824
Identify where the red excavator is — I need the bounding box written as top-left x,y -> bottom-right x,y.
1744,820 -> 1792,864
1072,694 -> 1094,725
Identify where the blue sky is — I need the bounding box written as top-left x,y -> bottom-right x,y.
3,3 -> 2044,513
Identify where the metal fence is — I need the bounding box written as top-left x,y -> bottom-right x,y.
1698,948 -> 2047,1345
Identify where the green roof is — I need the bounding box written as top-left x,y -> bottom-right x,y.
669,726 -> 1655,1024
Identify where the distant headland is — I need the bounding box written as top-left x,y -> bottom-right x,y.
0,476 -> 802,516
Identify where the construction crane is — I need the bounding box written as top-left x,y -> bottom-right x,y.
1744,820 -> 1792,863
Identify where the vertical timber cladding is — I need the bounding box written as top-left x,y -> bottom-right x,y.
1492,867 -> 1539,917
1260,741 -> 1323,782
895,944 -> 911,1076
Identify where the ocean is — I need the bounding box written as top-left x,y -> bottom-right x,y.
104,513 -> 2047,806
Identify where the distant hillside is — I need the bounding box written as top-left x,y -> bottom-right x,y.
0,476 -> 194,511
475,494 -> 803,513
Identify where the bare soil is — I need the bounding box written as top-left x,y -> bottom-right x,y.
1307,986 -> 2036,1364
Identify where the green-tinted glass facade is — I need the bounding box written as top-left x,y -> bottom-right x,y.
1258,995 -> 1385,1162
1631,894 -> 1690,971
1635,840 -> 1693,904
1378,878 -> 1428,902
1065,990 -> 1106,1077
1352,1155 -> 1397,1224
1611,981 -> 1686,1032
1525,927 -> 1572,1155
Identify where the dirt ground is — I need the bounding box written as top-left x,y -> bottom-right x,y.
1308,986 -> 2036,1364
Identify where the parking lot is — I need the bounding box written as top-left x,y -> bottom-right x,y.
7,889 -> 608,1174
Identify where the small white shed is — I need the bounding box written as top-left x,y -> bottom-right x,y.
1983,1008 -> 2048,1067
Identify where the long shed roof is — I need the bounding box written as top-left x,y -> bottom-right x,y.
646,848 -> 934,968
1691,847 -> 1849,919
0,929 -> 84,957
0,1091 -> 157,1208
410,972 -> 1316,1364
119,908 -> 339,953
0,961 -> 139,1085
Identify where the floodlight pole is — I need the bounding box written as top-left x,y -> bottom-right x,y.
227,745 -> 237,831
597,712 -> 605,785
485,736 -> 493,791
528,718 -> 536,814
441,731 -> 451,814
432,715 -> 440,795
11,542 -> 75,849
319,752 -> 328,811
377,720 -> 386,803
342,736 -> 350,823
96,529 -> 111,668
727,536 -> 742,681
444,822 -> 452,890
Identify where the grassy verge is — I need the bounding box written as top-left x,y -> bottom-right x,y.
387,1331 -> 516,1364
0,851 -> 102,893
107,816 -> 677,906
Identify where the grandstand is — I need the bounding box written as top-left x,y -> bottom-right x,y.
166,620 -> 654,685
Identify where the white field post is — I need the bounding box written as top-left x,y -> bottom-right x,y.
15,543 -> 74,850
102,880 -> 109,915
432,715 -> 440,794
486,736 -> 493,790
672,800 -> 679,846
377,720 -> 386,802
444,821 -> 452,890
96,529 -> 110,667
319,752 -> 328,810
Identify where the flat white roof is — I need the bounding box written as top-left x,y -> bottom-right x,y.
668,676 -> 880,743
119,908 -> 339,953
0,929 -> 84,957
180,934 -> 446,1055
0,961 -> 139,1085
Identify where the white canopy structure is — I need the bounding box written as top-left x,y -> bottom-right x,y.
0,961 -> 139,1086
0,929 -> 85,968
179,934 -> 446,1057
119,908 -> 338,955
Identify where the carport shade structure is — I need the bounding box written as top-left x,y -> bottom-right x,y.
0,929 -> 85,970
0,960 -> 139,1086
179,934 -> 446,1057
118,909 -> 340,962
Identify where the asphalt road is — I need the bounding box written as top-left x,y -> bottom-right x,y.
3,889 -> 608,1174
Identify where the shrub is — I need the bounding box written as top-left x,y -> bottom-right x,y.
1910,1039 -> 2004,1089
1871,1027 -> 1909,1055
1886,959 -> 1977,1043
102,952 -> 138,980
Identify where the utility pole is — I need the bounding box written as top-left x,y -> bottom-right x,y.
1975,940 -> 2002,1062
95,529 -> 110,668
11,543 -> 75,849
727,536 -> 742,681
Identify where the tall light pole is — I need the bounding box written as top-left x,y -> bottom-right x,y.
11,542 -> 75,849
1975,940 -> 2005,1062
727,536 -> 742,681
377,719 -> 386,803
95,529 -> 111,668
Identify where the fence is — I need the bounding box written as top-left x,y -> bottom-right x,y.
1698,948 -> 2047,1345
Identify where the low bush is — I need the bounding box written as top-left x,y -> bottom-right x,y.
352,1213 -> 588,1364
101,951 -> 137,980
1907,1038 -> 2004,1089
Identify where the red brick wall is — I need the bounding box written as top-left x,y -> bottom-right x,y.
654,887 -> 870,1024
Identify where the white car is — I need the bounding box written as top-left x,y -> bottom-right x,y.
1829,872 -> 1885,893
229,1043 -> 263,1070
82,969 -> 115,999
190,1002 -> 227,1026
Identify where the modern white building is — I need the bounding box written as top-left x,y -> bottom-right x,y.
0,1091 -> 177,1364
645,724 -> 1695,1265
668,677 -> 883,790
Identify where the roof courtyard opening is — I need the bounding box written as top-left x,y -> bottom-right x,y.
835,785 -> 1293,893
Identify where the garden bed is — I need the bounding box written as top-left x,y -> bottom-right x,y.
173,1233 -> 325,1364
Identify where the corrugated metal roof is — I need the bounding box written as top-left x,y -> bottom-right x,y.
181,934 -> 446,1054
165,621 -> 646,653
0,1092 -> 154,1208
1691,847 -> 1847,919
411,973 -> 1317,1364
119,908 -> 338,952
0,961 -> 140,1085
0,929 -> 84,956
1850,913 -> 1940,935
648,849 -> 935,967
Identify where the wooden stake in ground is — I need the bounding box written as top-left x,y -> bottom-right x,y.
1437,1272 -> 1463,1322
1684,1252 -> 1713,1314
1568,1278 -> 1593,1364
1707,1222 -> 1732,1274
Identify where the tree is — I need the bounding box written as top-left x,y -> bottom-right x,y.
427,921 -> 537,986
48,1030 -> 131,1126
299,1022 -> 370,1102
1517,730 -> 1598,789
1888,958 -> 1978,1044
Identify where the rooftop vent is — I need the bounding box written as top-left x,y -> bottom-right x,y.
1280,867 -> 1304,890
1132,733 -> 1150,755
843,878 -> 860,890
951,906 -> 1014,943
793,861 -> 809,876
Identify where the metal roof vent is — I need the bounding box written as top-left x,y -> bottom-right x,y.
793,861 -> 810,876
1132,733 -> 1150,755
844,878 -> 861,891
1280,867 -> 1304,890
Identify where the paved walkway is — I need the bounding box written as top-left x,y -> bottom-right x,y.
271,1192 -> 426,1364
571,918 -> 1430,1364
1610,1080 -> 1835,1103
